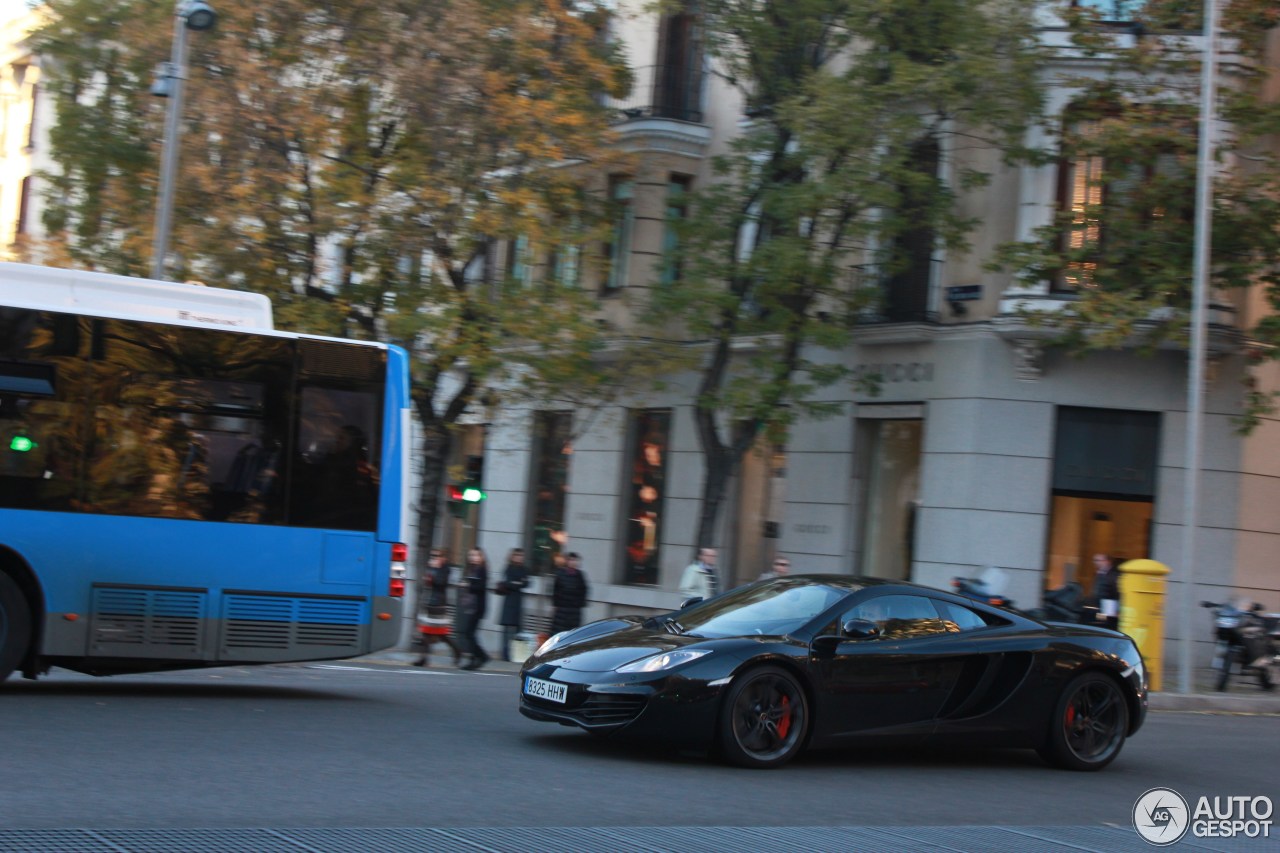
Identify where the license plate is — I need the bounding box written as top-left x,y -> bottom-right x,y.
524,676 -> 567,704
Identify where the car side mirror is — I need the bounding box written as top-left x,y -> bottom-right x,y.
679,596 -> 703,610
842,618 -> 880,639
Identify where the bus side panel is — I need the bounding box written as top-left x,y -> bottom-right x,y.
8,510 -> 397,665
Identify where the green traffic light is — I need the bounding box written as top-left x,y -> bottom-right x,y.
9,435 -> 36,453
461,486 -> 485,502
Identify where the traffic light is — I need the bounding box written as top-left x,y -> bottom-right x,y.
446,455 -> 486,518
461,454 -> 486,502
447,483 -> 467,518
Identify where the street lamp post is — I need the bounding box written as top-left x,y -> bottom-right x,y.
1179,0 -> 1219,695
150,0 -> 217,281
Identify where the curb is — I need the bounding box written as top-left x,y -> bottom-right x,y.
347,650 -> 524,674
1148,690 -> 1280,714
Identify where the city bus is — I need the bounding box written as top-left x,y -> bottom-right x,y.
0,262 -> 411,682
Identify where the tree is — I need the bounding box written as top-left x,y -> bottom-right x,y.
992,0 -> 1280,422
648,0 -> 1047,551
33,0 -> 633,560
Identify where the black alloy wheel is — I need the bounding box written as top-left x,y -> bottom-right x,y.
717,665 -> 809,769
1039,671 -> 1129,771
0,571 -> 32,684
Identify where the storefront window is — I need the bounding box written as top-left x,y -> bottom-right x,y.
624,409 -> 670,585
528,411 -> 572,574
859,418 -> 922,581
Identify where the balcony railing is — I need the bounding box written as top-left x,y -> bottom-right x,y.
605,64 -> 704,124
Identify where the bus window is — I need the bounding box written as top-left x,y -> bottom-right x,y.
290,385 -> 381,531
0,310 -> 87,512
84,319 -> 291,523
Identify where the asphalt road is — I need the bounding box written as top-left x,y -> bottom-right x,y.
1,661 -> 1276,833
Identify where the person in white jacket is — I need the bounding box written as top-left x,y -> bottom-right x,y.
679,547 -> 719,600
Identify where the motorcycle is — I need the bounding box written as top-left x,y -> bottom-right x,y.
1200,599 -> 1278,692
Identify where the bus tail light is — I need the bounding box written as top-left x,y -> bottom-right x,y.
389,542 -> 408,597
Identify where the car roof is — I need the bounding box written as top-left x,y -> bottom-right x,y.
779,574 -> 931,591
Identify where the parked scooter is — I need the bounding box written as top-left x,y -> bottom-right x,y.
1200,599 -> 1278,692
951,571 -> 1014,609
1027,582 -> 1086,624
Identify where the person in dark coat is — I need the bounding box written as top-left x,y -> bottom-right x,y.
1092,553 -> 1121,631
497,548 -> 529,661
457,547 -> 490,670
550,552 -> 589,635
414,549 -> 463,667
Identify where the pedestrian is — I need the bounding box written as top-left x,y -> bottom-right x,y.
758,554 -> 791,581
414,549 -> 463,667
550,551 -> 589,635
1092,553 -> 1121,631
497,547 -> 529,661
457,547 -> 491,670
679,546 -> 719,600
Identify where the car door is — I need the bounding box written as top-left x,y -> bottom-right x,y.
812,593 -> 964,738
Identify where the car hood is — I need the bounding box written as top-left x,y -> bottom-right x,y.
539,624 -> 710,672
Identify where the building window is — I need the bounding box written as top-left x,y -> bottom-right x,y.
1052,101 -> 1194,293
25,83 -> 37,149
881,134 -> 939,321
528,411 -> 572,575
16,176 -> 31,237
549,217 -> 581,288
1055,112 -> 1105,292
623,408 -> 670,585
1072,1 -> 1142,23
506,234 -> 532,288
655,7 -> 702,122
661,176 -> 690,286
603,176 -> 634,293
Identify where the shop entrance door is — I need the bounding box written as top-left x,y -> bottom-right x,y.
1046,407 -> 1160,599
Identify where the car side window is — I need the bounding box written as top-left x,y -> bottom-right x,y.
845,594 -> 950,640
935,600 -> 988,632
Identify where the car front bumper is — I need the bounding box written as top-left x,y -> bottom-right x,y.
518,661 -> 725,747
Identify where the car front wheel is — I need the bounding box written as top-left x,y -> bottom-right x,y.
717,665 -> 809,769
1039,671 -> 1129,771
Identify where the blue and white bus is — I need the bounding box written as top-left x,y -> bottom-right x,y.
0,263 -> 411,682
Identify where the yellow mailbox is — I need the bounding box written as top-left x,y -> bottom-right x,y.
1118,559 -> 1171,692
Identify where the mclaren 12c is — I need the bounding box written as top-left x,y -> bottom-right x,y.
519,576 -> 1146,769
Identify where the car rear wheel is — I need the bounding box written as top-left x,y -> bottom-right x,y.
1039,671 -> 1129,771
0,572 -> 32,684
717,665 -> 809,769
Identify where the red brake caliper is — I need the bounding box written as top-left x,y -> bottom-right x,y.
776,695 -> 792,739
1065,703 -> 1076,728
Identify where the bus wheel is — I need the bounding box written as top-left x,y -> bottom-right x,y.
0,572 -> 32,684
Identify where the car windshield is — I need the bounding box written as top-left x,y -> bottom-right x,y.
676,580 -> 851,638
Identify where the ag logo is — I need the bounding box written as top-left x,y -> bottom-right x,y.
1134,787 -> 1190,845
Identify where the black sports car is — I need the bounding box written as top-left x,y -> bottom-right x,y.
519,576 -> 1147,770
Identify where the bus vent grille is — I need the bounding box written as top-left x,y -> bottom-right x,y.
220,594 -> 366,659
90,587 -> 205,658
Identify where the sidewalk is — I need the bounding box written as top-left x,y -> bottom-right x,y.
1147,667 -> 1280,714
353,652 -> 1280,713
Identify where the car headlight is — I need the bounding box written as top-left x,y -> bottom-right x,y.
534,631 -> 570,658
616,649 -> 711,673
